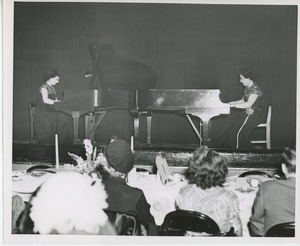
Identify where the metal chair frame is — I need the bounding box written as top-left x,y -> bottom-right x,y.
238,170 -> 272,178
265,222 -> 295,237
158,210 -> 221,236
104,209 -> 142,236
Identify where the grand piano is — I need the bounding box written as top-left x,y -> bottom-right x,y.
54,43 -> 229,146
132,89 -> 230,146
54,43 -> 157,143
54,89 -> 132,143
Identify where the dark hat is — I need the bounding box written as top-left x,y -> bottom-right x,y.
105,139 -> 134,174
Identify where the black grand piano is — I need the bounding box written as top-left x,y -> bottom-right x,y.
54,43 -> 229,146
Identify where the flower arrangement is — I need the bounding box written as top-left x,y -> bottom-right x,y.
67,139 -> 106,174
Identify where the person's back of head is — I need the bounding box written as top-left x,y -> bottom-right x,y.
281,146 -> 296,178
93,138 -> 134,180
186,147 -> 228,189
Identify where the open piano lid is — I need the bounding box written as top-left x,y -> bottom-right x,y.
89,43 -> 157,90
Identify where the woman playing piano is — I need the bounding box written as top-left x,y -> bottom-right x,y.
215,68 -> 267,148
34,70 -> 73,144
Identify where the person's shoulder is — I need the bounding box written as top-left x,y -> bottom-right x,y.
125,183 -> 145,195
252,83 -> 263,93
179,184 -> 194,194
259,178 -> 290,191
40,83 -> 46,89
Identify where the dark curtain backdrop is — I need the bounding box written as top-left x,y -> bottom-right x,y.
13,3 -> 297,148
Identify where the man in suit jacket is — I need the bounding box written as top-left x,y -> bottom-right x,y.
248,147 -> 296,236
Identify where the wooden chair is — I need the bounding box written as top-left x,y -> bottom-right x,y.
158,210 -> 221,236
29,103 -> 38,143
251,105 -> 272,149
265,222 -> 295,237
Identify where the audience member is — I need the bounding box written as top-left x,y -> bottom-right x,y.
93,138 -> 158,236
12,195 -> 26,233
175,147 -> 243,236
16,172 -> 115,235
248,147 -> 296,236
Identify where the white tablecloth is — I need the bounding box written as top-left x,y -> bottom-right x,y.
12,169 -> 271,237
128,172 -> 271,237
12,171 -> 55,202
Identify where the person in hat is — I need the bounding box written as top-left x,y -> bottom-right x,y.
93,138 -> 157,236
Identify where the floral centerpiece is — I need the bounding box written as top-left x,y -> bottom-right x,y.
66,139 -> 106,174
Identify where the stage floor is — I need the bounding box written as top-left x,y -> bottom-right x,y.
12,142 -> 283,177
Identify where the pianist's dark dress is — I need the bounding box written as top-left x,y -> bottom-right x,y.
215,83 -> 267,149
34,83 -> 73,144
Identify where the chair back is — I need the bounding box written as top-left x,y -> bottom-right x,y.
265,222 -> 295,237
104,209 -> 142,236
238,170 -> 272,178
158,210 -> 221,236
250,105 -> 272,149
266,105 -> 272,126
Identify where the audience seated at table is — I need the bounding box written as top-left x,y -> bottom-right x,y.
248,146 -> 296,237
15,172 -> 116,235
92,137 -> 158,236
175,147 -> 243,236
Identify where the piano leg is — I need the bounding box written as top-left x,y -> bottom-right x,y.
186,115 -> 203,146
146,112 -> 152,145
133,113 -> 140,144
87,111 -> 107,141
202,120 -> 210,147
188,113 -> 214,147
70,111 -> 80,144
85,113 -> 96,141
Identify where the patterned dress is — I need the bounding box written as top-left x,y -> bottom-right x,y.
175,184 -> 242,234
215,83 -> 267,148
34,83 -> 73,144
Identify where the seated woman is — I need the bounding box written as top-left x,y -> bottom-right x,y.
175,147 -> 243,236
34,70 -> 73,144
16,172 -> 115,235
214,68 -> 267,148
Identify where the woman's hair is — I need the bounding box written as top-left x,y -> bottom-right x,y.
238,67 -> 256,81
282,146 -> 296,173
45,70 -> 60,82
185,147 -> 228,189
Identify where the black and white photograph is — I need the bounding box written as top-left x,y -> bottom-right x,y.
3,0 -> 300,244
